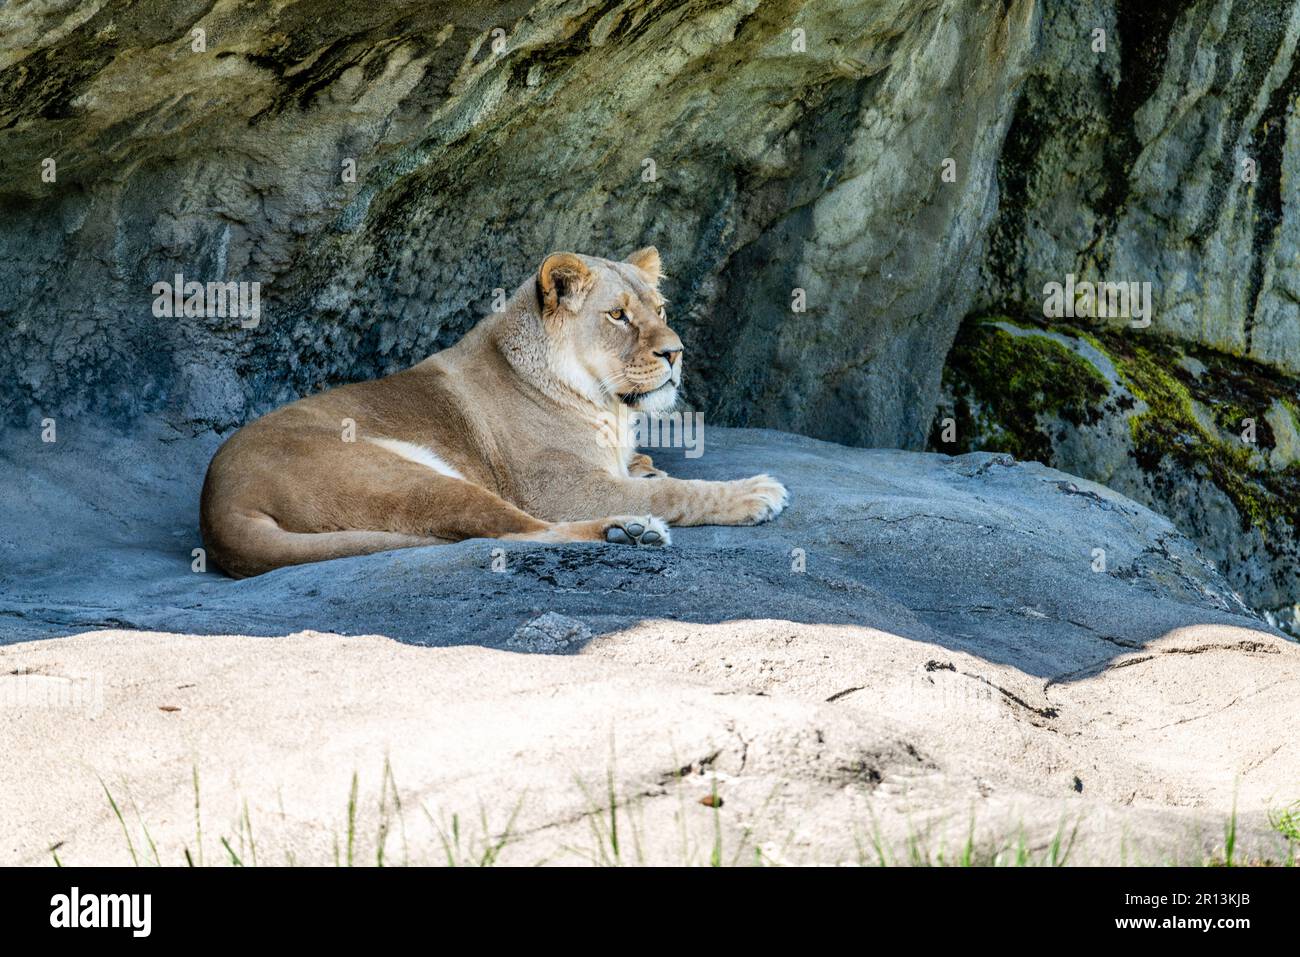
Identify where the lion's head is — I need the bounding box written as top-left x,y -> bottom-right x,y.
535,247 -> 683,414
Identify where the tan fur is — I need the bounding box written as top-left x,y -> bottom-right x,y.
199,248 -> 788,577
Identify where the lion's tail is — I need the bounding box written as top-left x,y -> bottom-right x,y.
201,510 -> 437,579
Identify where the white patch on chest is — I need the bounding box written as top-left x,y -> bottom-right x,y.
368,437 -> 464,479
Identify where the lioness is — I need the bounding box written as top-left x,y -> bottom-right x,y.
200,248 -> 787,577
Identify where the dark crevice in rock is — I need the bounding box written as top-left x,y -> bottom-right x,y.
1186,6 -> 1295,240
1085,0 -> 1190,270
979,91 -> 1048,317
0,1 -> 217,131
1242,35 -> 1300,353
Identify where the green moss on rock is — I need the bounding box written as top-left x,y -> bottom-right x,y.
1086,332 -> 1300,536
937,312 -> 1300,542
931,315 -> 1110,462
1104,341 -> 1269,529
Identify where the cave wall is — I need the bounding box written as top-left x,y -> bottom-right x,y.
0,0 -> 1038,448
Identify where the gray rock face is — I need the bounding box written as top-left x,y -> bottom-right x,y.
0,426 -> 1269,668
4,2 -> 1298,449
933,317 -> 1300,633
930,0 -> 1300,634
0,0 -> 1036,448
979,0 -> 1300,372
9,0 -> 1294,469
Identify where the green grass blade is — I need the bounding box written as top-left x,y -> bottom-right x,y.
98,776 -> 138,867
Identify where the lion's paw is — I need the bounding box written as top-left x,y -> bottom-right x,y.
603,515 -> 671,546
728,474 -> 788,525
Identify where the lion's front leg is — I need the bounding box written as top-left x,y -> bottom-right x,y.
524,461 -> 788,528
645,473 -> 788,526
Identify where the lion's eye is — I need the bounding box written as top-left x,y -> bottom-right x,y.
606,308 -> 628,323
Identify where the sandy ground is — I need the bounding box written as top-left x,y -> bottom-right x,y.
2,618 -> 1296,866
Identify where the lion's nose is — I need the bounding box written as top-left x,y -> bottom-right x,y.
655,346 -> 682,367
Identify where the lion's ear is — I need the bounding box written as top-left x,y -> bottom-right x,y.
538,252 -> 594,315
626,246 -> 661,284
